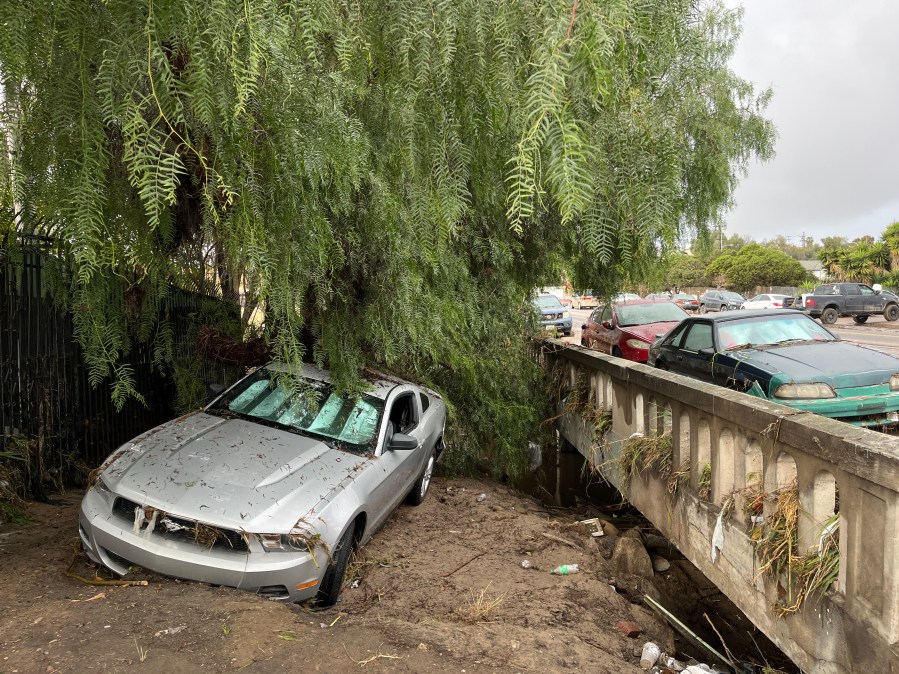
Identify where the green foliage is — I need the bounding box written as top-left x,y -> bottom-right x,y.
818,240 -> 890,285
665,252 -> 714,289
707,243 -> 807,292
0,0 -> 773,472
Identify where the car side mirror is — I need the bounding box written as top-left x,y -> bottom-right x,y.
698,347 -> 716,357
601,320 -> 613,330
388,432 -> 419,451
580,323 -> 587,330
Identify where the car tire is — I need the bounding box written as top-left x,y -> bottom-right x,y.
612,347 -> 623,358
820,307 -> 839,325
885,304 -> 899,322
405,449 -> 436,506
853,315 -> 869,325
316,524 -> 356,607
699,304 -> 707,314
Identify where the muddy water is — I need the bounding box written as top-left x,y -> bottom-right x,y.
517,444 -> 800,673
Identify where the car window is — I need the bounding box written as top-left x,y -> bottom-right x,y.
662,322 -> 688,348
388,393 -> 418,434
616,302 -> 687,327
682,323 -> 714,351
419,392 -> 430,412
721,291 -> 744,301
749,295 -> 762,302
534,295 -> 563,308
213,369 -> 385,452
845,285 -> 860,296
599,304 -> 612,323
589,309 -> 602,322
859,285 -> 876,296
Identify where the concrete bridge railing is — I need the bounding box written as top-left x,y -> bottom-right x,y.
546,341 -> 899,674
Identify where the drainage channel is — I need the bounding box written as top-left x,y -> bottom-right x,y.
516,445 -> 800,674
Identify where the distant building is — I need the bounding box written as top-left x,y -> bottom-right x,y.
799,259 -> 827,281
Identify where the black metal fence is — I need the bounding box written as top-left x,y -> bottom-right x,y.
0,234 -> 242,494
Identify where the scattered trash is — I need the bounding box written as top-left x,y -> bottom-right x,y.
577,517 -> 604,537
519,559 -> 539,570
615,620 -> 642,638
711,509 -> 725,563
476,493 -> 487,502
70,592 -> 106,603
549,564 -> 579,575
154,625 -> 187,637
351,579 -> 360,588
640,642 -> 660,669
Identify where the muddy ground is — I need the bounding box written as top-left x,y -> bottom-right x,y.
0,476 -> 744,674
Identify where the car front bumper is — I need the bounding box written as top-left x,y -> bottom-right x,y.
776,385 -> 899,427
79,486 -> 324,602
541,317 -> 572,333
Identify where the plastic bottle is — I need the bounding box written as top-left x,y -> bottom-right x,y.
639,642 -> 660,668
549,564 -> 579,575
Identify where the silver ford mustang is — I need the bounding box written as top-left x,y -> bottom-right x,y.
79,363 -> 446,605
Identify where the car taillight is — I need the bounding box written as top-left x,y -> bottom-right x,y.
773,302 -> 781,307
805,299 -> 814,306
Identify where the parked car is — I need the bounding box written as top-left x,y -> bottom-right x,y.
581,300 -> 689,362
699,290 -> 745,313
571,290 -> 599,310
611,292 -> 642,303
740,294 -> 790,310
648,310 -> 899,427
79,363 -> 446,605
798,283 -> 899,324
671,293 -> 700,312
532,294 -> 572,335
644,292 -> 671,300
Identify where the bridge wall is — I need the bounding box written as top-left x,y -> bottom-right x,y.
549,342 -> 899,673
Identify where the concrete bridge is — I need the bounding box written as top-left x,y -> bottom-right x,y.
547,341 -> 899,673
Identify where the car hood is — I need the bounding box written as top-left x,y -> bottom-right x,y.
621,321 -> 682,343
101,412 -> 370,533
732,341 -> 899,388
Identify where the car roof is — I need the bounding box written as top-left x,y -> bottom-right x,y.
266,362 -> 412,400
684,309 -> 807,323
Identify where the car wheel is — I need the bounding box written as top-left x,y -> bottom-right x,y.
853,315 -> 869,325
655,360 -> 668,371
699,304 -> 707,314
405,449 -> 436,506
612,346 -> 622,358
820,307 -> 839,325
885,304 -> 899,322
316,524 -> 356,607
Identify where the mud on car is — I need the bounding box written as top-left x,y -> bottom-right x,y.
79,363 -> 446,606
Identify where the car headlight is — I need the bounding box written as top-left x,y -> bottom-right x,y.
890,374 -> 899,391
256,530 -> 323,553
773,383 -> 837,399
625,338 -> 650,349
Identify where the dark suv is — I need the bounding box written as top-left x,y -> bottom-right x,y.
698,290 -> 745,313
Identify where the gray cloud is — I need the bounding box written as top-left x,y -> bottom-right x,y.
722,0 -> 899,243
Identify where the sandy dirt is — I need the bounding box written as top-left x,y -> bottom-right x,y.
0,476 -> 685,674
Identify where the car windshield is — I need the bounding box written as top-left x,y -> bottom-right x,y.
208,368 -> 384,453
616,302 -> 687,327
673,294 -> 695,301
715,314 -> 836,350
534,295 -> 563,308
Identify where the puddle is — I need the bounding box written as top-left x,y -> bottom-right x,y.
516,442 -> 800,673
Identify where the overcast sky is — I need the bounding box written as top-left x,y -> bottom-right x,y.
722,0 -> 899,244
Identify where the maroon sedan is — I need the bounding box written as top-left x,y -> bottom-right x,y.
580,300 -> 689,362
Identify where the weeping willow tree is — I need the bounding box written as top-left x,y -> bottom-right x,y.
0,0 -> 773,475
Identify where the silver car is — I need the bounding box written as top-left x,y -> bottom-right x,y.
79,363 -> 446,606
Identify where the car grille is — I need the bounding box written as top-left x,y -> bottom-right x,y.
112,497 -> 249,553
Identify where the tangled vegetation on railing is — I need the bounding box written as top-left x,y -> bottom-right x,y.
698,463 -> 712,501
618,433 -> 673,490
750,481 -> 840,616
